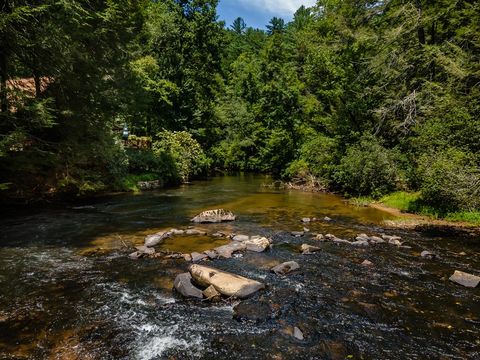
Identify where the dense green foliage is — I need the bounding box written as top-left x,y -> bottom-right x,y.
1,0 -> 479,217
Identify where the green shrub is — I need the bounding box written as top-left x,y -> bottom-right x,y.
260,129 -> 295,175
153,130 -> 209,182
285,134 -> 338,183
334,135 -> 401,198
418,148 -> 480,212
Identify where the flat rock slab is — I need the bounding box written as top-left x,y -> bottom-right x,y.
191,252 -> 208,262
233,234 -> 250,242
271,261 -> 300,275
174,273 -> 203,299
449,270 -> 480,288
191,209 -> 236,223
189,264 -> 265,298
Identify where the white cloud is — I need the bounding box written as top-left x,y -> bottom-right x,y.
238,0 -> 317,16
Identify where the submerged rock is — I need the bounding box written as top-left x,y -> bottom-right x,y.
271,261 -> 300,275
233,302 -> 272,323
421,250 -> 437,259
233,234 -> 250,242
174,273 -> 203,299
191,209 -> 236,223
301,218 -> 311,223
301,244 -> 321,254
449,270 -> 480,288
362,260 -> 374,267
189,264 -> 265,298
324,216 -> 332,222
243,237 -> 270,252
214,242 -> 246,258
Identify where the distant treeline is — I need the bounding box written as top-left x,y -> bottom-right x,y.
0,0 -> 479,214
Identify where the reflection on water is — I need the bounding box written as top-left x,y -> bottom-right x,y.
0,175 -> 479,359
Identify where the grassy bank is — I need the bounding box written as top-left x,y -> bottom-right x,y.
354,191 -> 480,227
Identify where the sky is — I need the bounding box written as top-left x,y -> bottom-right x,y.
217,0 -> 317,30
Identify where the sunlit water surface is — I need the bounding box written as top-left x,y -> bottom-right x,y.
0,175 -> 479,359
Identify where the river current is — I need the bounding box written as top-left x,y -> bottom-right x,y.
0,175 -> 479,359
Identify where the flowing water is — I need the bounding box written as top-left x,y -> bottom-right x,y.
0,175 -> 479,359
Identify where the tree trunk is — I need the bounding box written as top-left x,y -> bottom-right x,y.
416,0 -> 426,45
34,73 -> 41,98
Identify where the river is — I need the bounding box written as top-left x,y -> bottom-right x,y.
0,175 -> 479,359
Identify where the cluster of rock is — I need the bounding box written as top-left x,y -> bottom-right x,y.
301,216 -> 332,223
313,232 -> 404,247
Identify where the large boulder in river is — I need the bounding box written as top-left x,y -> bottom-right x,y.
189,264 -> 265,298
449,270 -> 480,288
174,273 -> 203,299
191,209 -> 236,223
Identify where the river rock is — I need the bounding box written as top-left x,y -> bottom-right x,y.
421,250 -> 437,259
291,231 -> 304,237
203,285 -> 221,302
214,242 -> 246,258
449,270 -> 480,288
170,229 -> 185,235
369,236 -> 385,244
174,273 -> 203,299
314,234 -> 325,241
191,252 -> 208,262
352,240 -> 369,246
144,231 -> 171,247
191,209 -> 236,223
271,261 -> 300,275
333,238 -> 351,244
301,244 -> 321,254
185,229 -> 207,236
362,260 -> 373,266
324,216 -> 332,222
388,239 -> 402,246
301,218 -> 311,223
325,234 -> 336,240
135,245 -> 155,255
183,253 -> 192,262
233,234 -> 250,242
382,234 -> 402,242
243,237 -> 270,252
189,264 -> 265,298
293,326 -> 304,340
129,251 -> 143,260
204,250 -> 218,259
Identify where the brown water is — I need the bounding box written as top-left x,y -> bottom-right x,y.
0,175 -> 479,359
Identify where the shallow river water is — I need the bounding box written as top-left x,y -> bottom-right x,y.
0,175 -> 479,359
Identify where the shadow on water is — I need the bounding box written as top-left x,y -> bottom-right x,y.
0,175 -> 479,359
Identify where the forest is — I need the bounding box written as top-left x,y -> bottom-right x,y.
1,0 -> 479,222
